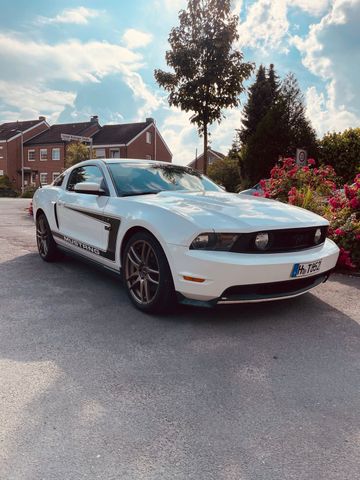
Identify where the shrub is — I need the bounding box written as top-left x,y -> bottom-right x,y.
21,187 -> 38,198
257,158 -> 360,270
207,157 -> 242,192
319,128 -> 360,184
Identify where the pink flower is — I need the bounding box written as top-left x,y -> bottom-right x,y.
349,197 -> 359,209
334,228 -> 345,236
308,158 -> 316,166
338,248 -> 356,269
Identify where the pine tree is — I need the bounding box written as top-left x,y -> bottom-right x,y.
239,69 -> 317,185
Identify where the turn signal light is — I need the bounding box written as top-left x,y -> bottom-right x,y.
183,276 -> 206,283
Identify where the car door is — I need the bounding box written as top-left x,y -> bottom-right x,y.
55,164 -> 111,258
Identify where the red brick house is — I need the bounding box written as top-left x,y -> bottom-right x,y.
0,118 -> 49,190
0,115 -> 173,189
23,116 -> 100,187
92,118 -> 172,163
188,148 -> 225,173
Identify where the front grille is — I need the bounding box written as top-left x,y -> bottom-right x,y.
230,226 -> 328,254
219,271 -> 331,302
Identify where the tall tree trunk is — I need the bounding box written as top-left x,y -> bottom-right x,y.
203,123 -> 208,176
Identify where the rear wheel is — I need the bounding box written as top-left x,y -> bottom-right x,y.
123,231 -> 176,313
36,212 -> 59,262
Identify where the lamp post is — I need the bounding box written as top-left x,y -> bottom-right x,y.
16,129 -> 24,195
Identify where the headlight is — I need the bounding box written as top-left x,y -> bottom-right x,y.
190,233 -> 239,251
314,227 -> 322,244
255,232 -> 269,250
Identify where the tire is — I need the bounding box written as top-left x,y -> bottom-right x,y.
36,212 -> 60,262
122,231 -> 176,313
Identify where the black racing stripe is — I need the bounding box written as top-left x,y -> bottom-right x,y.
55,206 -> 121,261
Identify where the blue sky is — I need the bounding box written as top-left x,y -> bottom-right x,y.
0,0 -> 359,164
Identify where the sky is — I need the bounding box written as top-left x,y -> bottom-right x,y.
0,0 -> 359,165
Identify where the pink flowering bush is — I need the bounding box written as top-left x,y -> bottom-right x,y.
257,158 -> 360,271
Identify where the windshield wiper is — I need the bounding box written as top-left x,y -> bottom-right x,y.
121,190 -> 162,197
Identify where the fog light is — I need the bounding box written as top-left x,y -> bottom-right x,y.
255,232 -> 269,250
314,228 -> 322,244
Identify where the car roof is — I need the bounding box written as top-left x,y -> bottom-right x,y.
75,158 -> 188,169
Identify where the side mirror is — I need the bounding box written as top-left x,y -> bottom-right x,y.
74,182 -> 105,195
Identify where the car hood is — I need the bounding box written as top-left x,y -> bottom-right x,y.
131,191 -> 328,232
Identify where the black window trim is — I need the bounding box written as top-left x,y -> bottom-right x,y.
66,164 -> 110,196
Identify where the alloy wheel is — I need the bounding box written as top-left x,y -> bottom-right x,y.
125,240 -> 160,305
36,215 -> 49,258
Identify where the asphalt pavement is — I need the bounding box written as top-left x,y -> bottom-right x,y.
0,198 -> 359,480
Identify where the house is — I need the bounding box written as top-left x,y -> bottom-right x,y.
91,118 -> 172,163
188,148 -> 226,173
23,116 -> 100,187
0,118 -> 49,190
0,115 -> 172,189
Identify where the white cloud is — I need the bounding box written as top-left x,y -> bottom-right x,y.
238,0 -> 289,51
305,83 -> 360,135
160,107 -> 198,165
289,0 -> 331,16
123,29 -> 153,49
0,81 -> 76,124
37,7 -> 101,25
0,34 -> 158,122
292,0 -> 360,135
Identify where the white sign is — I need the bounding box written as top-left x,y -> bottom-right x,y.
0,170 -> 4,176
296,148 -> 307,166
61,134 -> 92,143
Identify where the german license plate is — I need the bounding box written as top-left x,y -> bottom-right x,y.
291,260 -> 322,278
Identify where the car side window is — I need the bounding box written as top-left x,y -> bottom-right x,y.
67,165 -> 107,193
53,173 -> 65,187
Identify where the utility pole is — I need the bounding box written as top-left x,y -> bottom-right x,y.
16,130 -> 24,194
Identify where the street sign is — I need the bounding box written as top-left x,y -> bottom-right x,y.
61,134 -> 92,143
296,148 -> 307,166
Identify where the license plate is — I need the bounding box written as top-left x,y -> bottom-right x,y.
291,260 -> 322,278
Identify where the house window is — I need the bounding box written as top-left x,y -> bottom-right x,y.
95,148 -> 106,158
40,173 -> 48,185
40,149 -> 47,161
52,172 -> 60,182
145,155 -> 152,160
146,131 -> 152,144
31,172 -> 37,185
28,150 -> 36,161
110,149 -> 120,158
52,148 -> 60,161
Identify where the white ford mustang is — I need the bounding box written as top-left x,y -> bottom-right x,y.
33,159 -> 339,313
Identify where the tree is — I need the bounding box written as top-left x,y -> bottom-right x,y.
65,142 -> 90,168
154,0 -> 253,175
319,128 -> 360,183
239,64 -> 278,145
277,73 -> 317,158
239,69 -> 318,185
207,157 -> 241,192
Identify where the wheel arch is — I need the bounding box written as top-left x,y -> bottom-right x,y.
120,226 -> 158,263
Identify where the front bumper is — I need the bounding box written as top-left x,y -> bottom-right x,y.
168,238 -> 339,303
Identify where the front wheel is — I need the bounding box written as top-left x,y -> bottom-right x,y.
123,231 -> 176,313
36,212 -> 59,262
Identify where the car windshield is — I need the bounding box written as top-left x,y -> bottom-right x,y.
107,162 -> 222,196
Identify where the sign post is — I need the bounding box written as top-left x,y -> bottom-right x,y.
296,148 -> 307,166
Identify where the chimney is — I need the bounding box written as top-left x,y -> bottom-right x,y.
146,117 -> 154,124
90,115 -> 99,123
39,116 -> 46,121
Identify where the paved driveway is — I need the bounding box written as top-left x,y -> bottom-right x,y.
0,198 -> 359,480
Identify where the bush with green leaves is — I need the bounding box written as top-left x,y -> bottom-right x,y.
319,128 -> 360,183
207,157 -> 241,192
